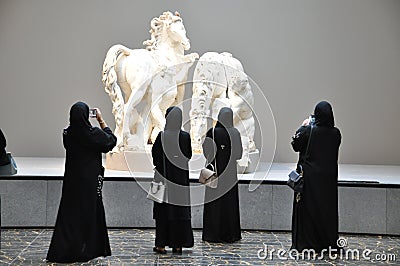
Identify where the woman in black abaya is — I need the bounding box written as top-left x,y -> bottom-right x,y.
202,107 -> 243,243
47,102 -> 117,263
291,101 -> 341,252
152,106 -> 194,254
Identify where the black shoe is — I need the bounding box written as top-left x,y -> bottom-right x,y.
172,248 -> 182,254
153,247 -> 167,254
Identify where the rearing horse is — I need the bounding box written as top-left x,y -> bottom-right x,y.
102,11 -> 198,152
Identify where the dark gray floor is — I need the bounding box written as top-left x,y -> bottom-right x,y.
0,229 -> 399,265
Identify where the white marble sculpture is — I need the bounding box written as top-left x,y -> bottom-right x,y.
102,11 -> 198,153
190,52 -> 257,168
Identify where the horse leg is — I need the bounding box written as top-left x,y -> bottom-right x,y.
149,89 -> 167,143
141,99 -> 153,145
122,78 -> 151,149
172,83 -> 185,107
172,65 -> 190,106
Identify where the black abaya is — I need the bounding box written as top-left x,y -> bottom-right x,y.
0,129 -> 10,166
152,106 -> 194,248
291,101 -> 341,252
47,102 -> 117,263
202,107 -> 243,243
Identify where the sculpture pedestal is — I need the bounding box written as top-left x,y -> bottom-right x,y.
189,151 -> 260,174
106,152 -> 129,171
106,149 -> 154,172
189,153 -> 207,172
106,149 -> 259,174
237,149 -> 260,174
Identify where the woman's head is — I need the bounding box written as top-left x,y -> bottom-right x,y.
69,102 -> 92,129
217,107 -> 234,128
314,101 -> 335,127
165,106 -> 182,131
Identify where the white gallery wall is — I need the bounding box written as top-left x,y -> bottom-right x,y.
0,0 -> 399,164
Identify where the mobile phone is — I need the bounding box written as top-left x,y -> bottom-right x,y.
309,115 -> 315,125
89,109 -> 97,118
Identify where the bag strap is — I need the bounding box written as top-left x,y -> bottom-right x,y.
222,63 -> 229,98
203,128 -> 219,175
299,124 -> 314,173
151,182 -> 160,193
161,131 -> 167,180
212,128 -> 217,175
304,124 -> 314,159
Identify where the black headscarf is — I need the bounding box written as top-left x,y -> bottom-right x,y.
164,106 -> 182,131
162,106 -> 189,169
212,107 -> 242,159
216,107 -> 234,128
67,102 -> 94,141
70,102 -> 92,129
314,101 -> 335,128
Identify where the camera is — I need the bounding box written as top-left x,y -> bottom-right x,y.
89,109 -> 97,118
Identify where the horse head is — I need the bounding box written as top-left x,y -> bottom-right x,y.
144,11 -> 190,51
167,12 -> 190,50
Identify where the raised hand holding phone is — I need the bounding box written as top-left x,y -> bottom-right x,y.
91,108 -> 107,129
302,118 -> 310,126
89,109 -> 97,118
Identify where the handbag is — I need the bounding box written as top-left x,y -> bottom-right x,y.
147,180 -> 166,203
287,124 -> 314,193
147,132 -> 167,203
199,128 -> 218,188
287,165 -> 304,193
199,163 -> 218,188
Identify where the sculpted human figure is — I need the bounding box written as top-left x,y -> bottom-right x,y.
190,52 -> 256,167
190,52 -> 230,152
102,11 -> 198,153
228,69 -> 256,166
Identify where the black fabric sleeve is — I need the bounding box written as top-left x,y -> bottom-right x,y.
181,131 -> 192,160
336,128 -> 342,147
233,129 -> 243,160
202,129 -> 215,164
152,132 -> 162,170
291,126 -> 310,153
0,129 -> 10,165
0,129 -> 6,149
86,127 -> 117,153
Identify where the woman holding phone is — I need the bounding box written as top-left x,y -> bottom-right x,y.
47,102 -> 117,263
291,101 -> 341,253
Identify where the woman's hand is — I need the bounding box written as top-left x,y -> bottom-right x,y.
94,108 -> 103,122
94,108 -> 108,129
302,118 -> 310,126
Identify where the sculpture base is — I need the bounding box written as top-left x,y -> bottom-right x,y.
106,149 -> 259,173
237,149 -> 260,174
187,150 -> 260,174
189,153 -> 207,172
106,150 -> 154,172
106,152 -> 129,171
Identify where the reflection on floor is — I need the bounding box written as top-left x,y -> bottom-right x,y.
0,229 -> 399,265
